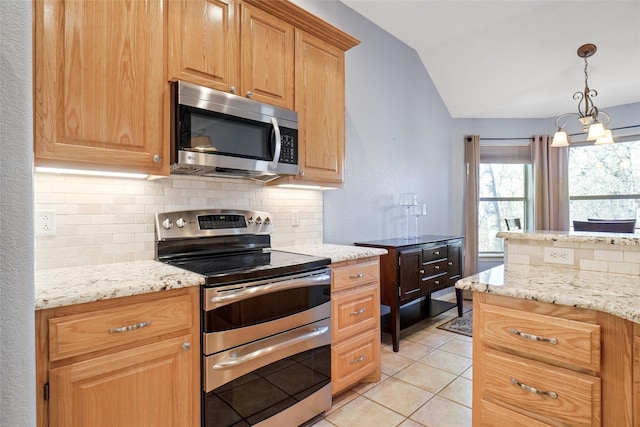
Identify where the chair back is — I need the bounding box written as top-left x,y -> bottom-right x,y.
505,218 -> 522,230
573,219 -> 636,233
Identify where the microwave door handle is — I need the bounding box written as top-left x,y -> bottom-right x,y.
270,117 -> 281,169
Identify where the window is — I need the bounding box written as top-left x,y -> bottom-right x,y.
478,163 -> 531,254
569,138 -> 640,227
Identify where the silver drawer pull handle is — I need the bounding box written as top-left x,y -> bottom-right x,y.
434,265 -> 440,270
434,251 -> 440,255
350,355 -> 366,364
510,377 -> 558,399
349,273 -> 365,279
109,320 -> 151,334
350,308 -> 366,316
509,328 -> 558,345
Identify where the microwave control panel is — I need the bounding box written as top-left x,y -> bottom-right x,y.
278,128 -> 298,165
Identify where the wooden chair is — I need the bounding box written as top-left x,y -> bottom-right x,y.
505,218 -> 522,230
573,219 -> 636,233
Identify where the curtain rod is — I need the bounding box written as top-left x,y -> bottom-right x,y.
479,124 -> 640,140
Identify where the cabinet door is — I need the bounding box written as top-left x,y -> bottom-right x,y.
240,4 -> 294,109
447,240 -> 463,281
33,0 -> 168,175
168,0 -> 238,92
294,30 -> 345,183
49,334 -> 196,427
399,249 -> 422,301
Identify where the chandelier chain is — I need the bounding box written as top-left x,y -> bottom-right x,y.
584,58 -> 589,88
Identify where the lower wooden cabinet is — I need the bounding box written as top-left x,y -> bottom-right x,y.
36,287 -> 200,427
330,257 -> 381,395
473,293 -> 634,426
635,324 -> 640,423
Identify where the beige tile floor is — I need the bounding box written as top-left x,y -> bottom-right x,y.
311,296 -> 473,427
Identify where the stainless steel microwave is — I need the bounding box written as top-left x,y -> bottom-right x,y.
170,81 -> 298,182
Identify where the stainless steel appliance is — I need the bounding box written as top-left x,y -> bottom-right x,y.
170,81 -> 299,182
155,209 -> 331,427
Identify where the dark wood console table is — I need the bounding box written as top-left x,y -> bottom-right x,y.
355,235 -> 464,352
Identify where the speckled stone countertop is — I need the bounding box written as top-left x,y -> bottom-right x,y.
35,261 -> 205,310
497,230 -> 640,245
275,243 -> 388,264
456,263 -> 640,324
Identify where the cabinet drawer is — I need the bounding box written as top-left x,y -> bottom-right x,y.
421,273 -> 449,293
476,399 -> 552,427
332,261 -> 379,291
331,329 -> 379,394
49,294 -> 194,361
421,259 -> 448,278
482,349 -> 601,426
478,303 -> 601,372
332,283 -> 378,342
421,244 -> 447,262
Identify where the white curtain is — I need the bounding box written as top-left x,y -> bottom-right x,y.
464,135 -> 480,276
531,135 -> 569,231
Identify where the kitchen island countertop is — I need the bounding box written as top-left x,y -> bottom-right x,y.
35,260 -> 205,310
456,263 -> 640,324
275,243 -> 388,264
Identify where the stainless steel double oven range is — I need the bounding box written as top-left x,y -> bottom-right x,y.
155,209 -> 332,427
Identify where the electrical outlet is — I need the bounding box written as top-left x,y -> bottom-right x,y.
291,210 -> 300,227
543,247 -> 574,265
35,210 -> 56,236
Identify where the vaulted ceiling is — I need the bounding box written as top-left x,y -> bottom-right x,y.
340,0 -> 640,119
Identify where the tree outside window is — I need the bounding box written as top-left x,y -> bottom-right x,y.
569,139 -> 640,227
478,163 -> 530,254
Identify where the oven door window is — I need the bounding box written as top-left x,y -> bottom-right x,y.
204,345 -> 330,426
179,106 -> 274,161
204,285 -> 330,333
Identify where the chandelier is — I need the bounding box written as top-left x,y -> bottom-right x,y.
551,43 -> 614,147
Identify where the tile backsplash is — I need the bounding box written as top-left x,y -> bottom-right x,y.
34,173 -> 323,270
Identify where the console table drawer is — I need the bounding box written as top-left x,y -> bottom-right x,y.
421,244 -> 447,262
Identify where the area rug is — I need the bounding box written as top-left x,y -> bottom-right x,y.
436,310 -> 472,337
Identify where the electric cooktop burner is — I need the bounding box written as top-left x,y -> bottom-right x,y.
155,209 -> 330,286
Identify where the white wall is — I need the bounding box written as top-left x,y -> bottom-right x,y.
0,0 -> 35,425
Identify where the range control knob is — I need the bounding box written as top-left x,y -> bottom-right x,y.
255,216 -> 263,225
162,218 -> 173,230
247,216 -> 254,224
176,218 -> 186,228
264,217 -> 271,225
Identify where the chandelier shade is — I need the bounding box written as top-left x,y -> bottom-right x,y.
550,44 -> 615,148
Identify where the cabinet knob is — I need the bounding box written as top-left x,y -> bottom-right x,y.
299,170 -> 305,176
448,262 -> 453,266
230,86 -> 237,95
434,265 -> 440,270
181,342 -> 191,352
434,251 -> 440,255
153,154 -> 162,163
246,91 -> 253,99
420,269 -> 425,274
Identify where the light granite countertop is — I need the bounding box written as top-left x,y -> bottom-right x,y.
456,263 -> 640,324
35,244 -> 383,310
35,261 -> 205,310
497,230 -> 640,245
274,243 -> 388,263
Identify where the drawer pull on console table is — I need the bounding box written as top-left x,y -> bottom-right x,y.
355,235 -> 464,352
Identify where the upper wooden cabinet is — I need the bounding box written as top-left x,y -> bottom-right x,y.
293,30 -> 346,184
168,0 -> 295,109
33,0 -> 169,176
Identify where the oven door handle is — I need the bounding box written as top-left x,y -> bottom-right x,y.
207,272 -> 331,307
212,326 -> 329,370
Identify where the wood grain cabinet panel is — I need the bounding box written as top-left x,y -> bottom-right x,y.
168,0 -> 238,92
33,0 -> 169,175
473,293 -> 634,427
293,30 -> 345,184
478,303 -> 601,372
36,288 -> 200,427
330,257 -> 381,395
